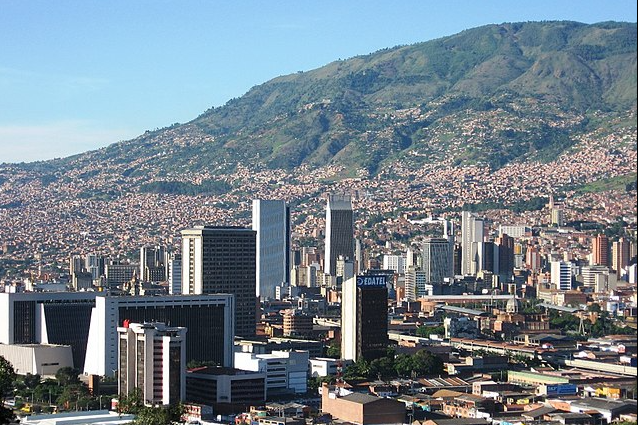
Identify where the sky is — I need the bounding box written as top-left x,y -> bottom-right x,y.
1,1 -> 636,164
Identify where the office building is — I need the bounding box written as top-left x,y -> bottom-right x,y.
324,194 -> 354,276
581,265 -> 616,293
118,322 -> 186,405
404,267 -> 430,301
341,275 -> 388,362
252,199 -> 291,300
186,367 -> 266,414
234,350 -> 309,397
167,252 -> 182,295
0,291 -> 97,371
382,254 -> 406,274
139,245 -> 166,282
422,237 -> 453,287
84,294 -> 234,377
526,245 -> 542,272
591,234 -> 610,267
551,261 -> 573,291
612,237 -> 630,278
498,225 -> 531,238
181,226 -> 257,337
496,234 -> 515,279
85,254 -> 105,281
461,211 -> 484,276
105,262 -> 136,288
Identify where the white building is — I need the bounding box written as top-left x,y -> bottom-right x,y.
309,357 -> 353,377
252,199 -> 290,299
551,261 -> 573,291
461,211 -> 485,276
382,254 -> 406,274
498,225 -> 531,238
118,322 -> 186,405
581,265 -> 617,293
0,344 -> 73,377
234,350 -> 309,396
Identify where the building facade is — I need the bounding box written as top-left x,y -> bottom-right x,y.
325,195 -> 354,277
252,199 -> 291,300
118,322 -> 186,405
461,211 -> 485,276
181,225 -> 257,338
341,275 -> 388,362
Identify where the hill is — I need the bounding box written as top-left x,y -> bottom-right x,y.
2,20 -> 637,188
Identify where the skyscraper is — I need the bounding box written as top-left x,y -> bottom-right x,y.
181,226 -> 257,338
612,237 -> 630,278
421,238 -> 453,287
461,211 -> 484,276
341,274 -> 388,362
591,234 -> 610,267
252,199 -> 290,299
325,194 -> 354,277
139,245 -> 166,282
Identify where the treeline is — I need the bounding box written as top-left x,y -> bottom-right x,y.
463,196 -> 547,213
139,179 -> 231,196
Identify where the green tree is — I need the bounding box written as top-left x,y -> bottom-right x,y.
55,367 -> 80,387
117,388 -> 144,415
0,355 -> 16,403
326,341 -> 341,359
416,325 -> 445,338
0,406 -> 17,425
133,403 -> 184,425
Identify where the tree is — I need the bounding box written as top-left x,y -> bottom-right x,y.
326,341 -> 341,359
133,403 -> 184,425
55,367 -> 80,387
0,406 -> 17,425
0,356 -> 16,403
416,325 -> 445,338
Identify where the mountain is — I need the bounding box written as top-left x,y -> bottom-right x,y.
7,21 -> 638,184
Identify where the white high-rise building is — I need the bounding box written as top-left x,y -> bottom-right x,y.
325,195 -> 354,277
234,350 -> 308,396
383,254 -> 406,274
118,322 -> 187,405
252,200 -> 290,299
551,261 -> 573,291
461,211 -> 484,276
167,253 -> 182,295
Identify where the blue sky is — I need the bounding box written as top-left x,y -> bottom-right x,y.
1,1 -> 636,163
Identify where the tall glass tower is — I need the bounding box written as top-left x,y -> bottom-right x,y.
325,194 -> 354,277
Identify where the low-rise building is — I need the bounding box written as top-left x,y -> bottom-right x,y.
320,383 -> 405,425
234,350 -> 309,396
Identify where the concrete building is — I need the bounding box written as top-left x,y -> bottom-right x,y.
0,291 -> 97,371
234,350 -> 309,397
118,322 -> 186,405
0,343 -> 73,376
309,357 -> 352,377
581,265 -> 616,293
612,237 -> 630,278
320,383 -> 405,425
139,245 -> 166,282
167,252 -> 182,295
383,254 -> 406,274
84,294 -> 234,377
181,225 -> 257,337
186,367 -> 266,414
105,263 -> 136,288
551,261 -> 573,291
422,238 -> 453,287
325,194 -> 354,277
252,199 -> 291,300
591,234 -> 610,267
461,211 -> 484,276
341,275 -> 388,362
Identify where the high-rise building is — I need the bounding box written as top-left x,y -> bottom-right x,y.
325,195 -> 354,277
341,275 -> 388,362
496,234 -> 515,278
591,234 -> 610,267
181,226 -> 257,338
252,199 -> 290,299
167,253 -> 182,295
461,211 -> 484,276
421,238 -> 452,287
550,261 -> 572,291
581,265 -> 616,293
118,322 -> 187,405
140,246 -> 166,282
612,237 -> 630,278
85,253 -> 105,281
404,267 -> 429,301
526,245 -> 542,272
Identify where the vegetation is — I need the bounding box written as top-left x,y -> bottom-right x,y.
416,325 -> 445,338
343,348 -> 444,380
117,388 -> 184,425
30,21 -> 636,179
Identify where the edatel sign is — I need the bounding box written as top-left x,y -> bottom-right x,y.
356,275 -> 387,287
546,384 -> 577,395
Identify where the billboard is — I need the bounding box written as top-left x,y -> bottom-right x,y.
545,384 -> 577,395
356,275 -> 387,287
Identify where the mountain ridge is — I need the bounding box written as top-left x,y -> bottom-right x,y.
3,20 -> 637,183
